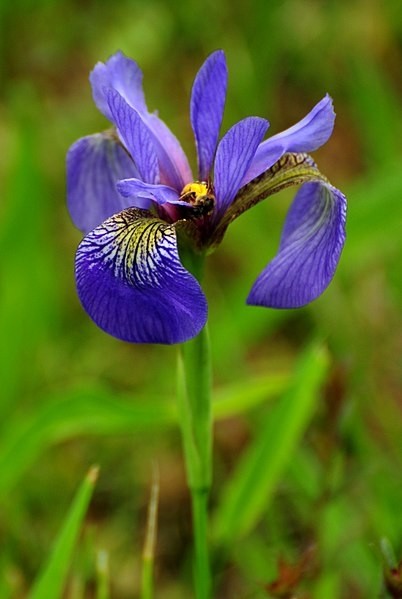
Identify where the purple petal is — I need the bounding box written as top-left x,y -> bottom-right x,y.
116,178 -> 180,205
90,51 -> 192,190
145,113 -> 193,190
190,50 -> 228,181
90,51 -> 147,121
67,132 -> 137,234
107,88 -> 159,184
75,208 -> 207,344
243,95 -> 335,185
213,117 -> 269,219
247,181 -> 346,308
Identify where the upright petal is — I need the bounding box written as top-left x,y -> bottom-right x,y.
90,51 -> 192,189
247,181 -> 346,308
67,131 -> 138,234
145,113 -> 193,190
243,95 -> 335,185
90,51 -> 147,121
107,88 -> 160,184
75,208 -> 207,344
213,117 -> 269,219
190,50 -> 228,181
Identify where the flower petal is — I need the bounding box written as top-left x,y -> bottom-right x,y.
90,51 -> 147,120
144,113 -> 193,190
213,117 -> 269,219
116,178 -> 181,205
190,50 -> 228,181
107,88 -> 159,184
247,181 -> 346,308
243,95 -> 335,185
67,132 -> 137,234
75,208 -> 207,344
90,51 -> 192,189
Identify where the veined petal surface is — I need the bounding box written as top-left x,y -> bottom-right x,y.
91,51 -> 192,190
247,181 -> 346,308
190,50 -> 228,181
213,117 -> 269,220
67,132 -> 137,234
107,89 -> 159,184
75,208 -> 207,344
243,95 -> 335,185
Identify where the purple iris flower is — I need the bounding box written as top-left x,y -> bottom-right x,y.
67,50 -> 346,344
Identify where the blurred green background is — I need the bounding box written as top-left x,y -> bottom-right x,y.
1,0 -> 402,597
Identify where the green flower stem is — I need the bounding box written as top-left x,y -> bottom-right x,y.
191,487 -> 210,599
177,250 -> 212,599
178,325 -> 212,599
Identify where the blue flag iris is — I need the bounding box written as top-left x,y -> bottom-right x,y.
67,50 -> 346,344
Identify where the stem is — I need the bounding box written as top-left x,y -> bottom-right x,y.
192,489 -> 210,599
177,251 -> 212,599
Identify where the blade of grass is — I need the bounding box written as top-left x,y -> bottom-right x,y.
141,466 -> 159,599
96,551 -> 110,599
214,342 -> 329,544
29,466 -> 99,599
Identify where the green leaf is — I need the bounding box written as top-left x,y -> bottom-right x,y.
29,466 -> 99,599
213,342 -> 329,544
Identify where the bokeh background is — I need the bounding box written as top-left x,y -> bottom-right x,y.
1,0 -> 402,597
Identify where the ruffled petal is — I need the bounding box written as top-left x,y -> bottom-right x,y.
243,95 -> 335,185
247,181 -> 346,308
213,117 -> 269,219
75,208 -> 207,344
190,50 -> 228,181
116,178 -> 181,205
90,51 -> 192,190
67,132 -> 137,234
90,51 -> 147,120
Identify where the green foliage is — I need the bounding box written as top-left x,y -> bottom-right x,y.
28,467 -> 98,599
1,0 -> 402,597
214,343 -> 329,544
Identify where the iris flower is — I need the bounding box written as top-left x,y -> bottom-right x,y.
67,50 -> 346,344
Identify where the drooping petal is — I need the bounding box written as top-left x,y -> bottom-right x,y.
90,51 -> 192,189
75,207 -> 207,344
190,50 -> 228,181
107,88 -> 159,184
90,51 -> 148,121
243,95 -> 335,185
67,131 -> 137,234
213,117 -> 269,219
116,178 -> 181,205
247,181 -> 346,308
